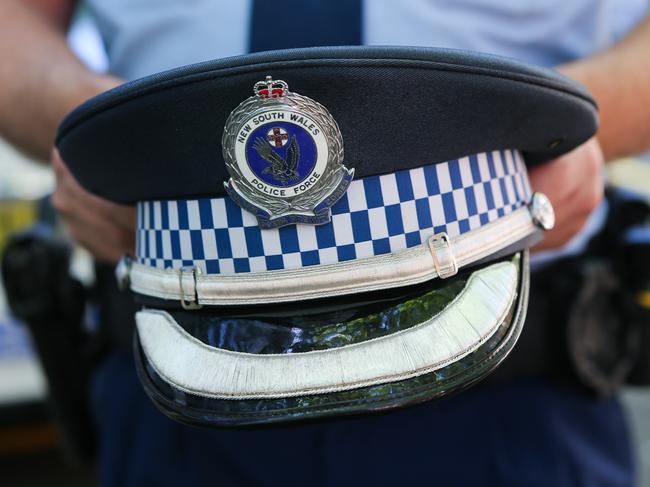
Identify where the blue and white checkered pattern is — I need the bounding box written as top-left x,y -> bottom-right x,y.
136,150 -> 532,274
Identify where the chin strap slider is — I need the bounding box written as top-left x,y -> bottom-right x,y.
528,192 -> 555,231
180,266 -> 202,310
428,232 -> 458,279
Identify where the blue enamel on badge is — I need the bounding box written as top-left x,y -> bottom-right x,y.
222,77 -> 354,229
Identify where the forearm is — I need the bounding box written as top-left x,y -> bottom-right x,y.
0,0 -> 120,161
559,16 -> 650,161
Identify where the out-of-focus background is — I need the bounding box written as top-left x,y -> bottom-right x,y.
0,140 -> 96,486
0,10 -> 649,487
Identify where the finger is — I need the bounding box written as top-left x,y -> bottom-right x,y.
63,178 -> 136,229
532,177 -> 601,251
63,219 -> 131,263
66,223 -> 134,263
52,181 -> 129,241
528,138 -> 605,251
54,189 -> 136,260
533,217 -> 586,251
528,156 -> 574,200
546,178 -> 587,226
59,206 -> 135,253
57,180 -> 136,232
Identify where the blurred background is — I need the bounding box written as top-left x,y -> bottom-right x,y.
0,139 -> 96,486
0,6 -> 649,487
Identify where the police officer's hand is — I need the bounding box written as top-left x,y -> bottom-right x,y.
51,149 -> 136,263
529,137 -> 604,251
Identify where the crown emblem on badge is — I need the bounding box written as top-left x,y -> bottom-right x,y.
253,76 -> 288,99
222,76 -> 354,229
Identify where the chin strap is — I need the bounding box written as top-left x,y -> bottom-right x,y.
120,193 -> 553,307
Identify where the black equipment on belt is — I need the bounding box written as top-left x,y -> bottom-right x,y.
1,224 -> 95,465
492,187 -> 650,396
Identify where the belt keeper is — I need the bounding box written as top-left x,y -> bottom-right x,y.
179,266 -> 202,310
428,233 -> 458,279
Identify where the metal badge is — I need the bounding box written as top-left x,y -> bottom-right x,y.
222,76 -> 354,228
529,192 -> 555,231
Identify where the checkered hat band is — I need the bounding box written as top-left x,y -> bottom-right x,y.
136,149 -> 532,275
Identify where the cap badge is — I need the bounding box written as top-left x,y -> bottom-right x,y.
222,76 -> 354,228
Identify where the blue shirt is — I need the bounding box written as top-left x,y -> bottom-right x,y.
84,0 -> 649,80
